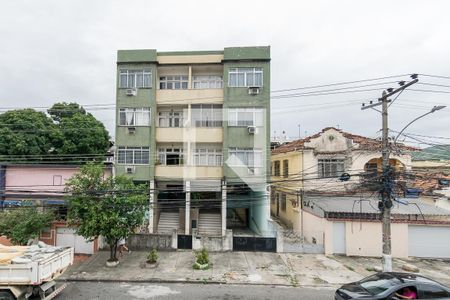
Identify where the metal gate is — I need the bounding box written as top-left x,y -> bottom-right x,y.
177,235 -> 192,249
233,236 -> 277,252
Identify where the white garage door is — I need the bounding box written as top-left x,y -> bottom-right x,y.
333,222 -> 346,254
408,226 -> 450,258
56,228 -> 94,254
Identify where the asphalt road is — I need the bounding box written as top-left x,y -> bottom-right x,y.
58,282 -> 335,299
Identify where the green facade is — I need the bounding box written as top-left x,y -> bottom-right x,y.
115,46 -> 271,234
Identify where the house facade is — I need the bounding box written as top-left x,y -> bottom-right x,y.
115,47 -> 271,237
0,164 -> 112,254
270,127 -> 413,231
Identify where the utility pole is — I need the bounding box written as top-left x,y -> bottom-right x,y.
361,76 -> 418,272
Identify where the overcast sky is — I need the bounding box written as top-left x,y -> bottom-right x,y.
1,0 -> 449,147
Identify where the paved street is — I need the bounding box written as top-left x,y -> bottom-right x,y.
58,282 -> 335,300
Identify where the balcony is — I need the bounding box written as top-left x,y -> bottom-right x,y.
155,165 -> 223,180
156,88 -> 223,105
156,127 -> 223,143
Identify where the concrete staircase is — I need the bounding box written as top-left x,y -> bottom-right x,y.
198,213 -> 222,236
157,212 -> 179,234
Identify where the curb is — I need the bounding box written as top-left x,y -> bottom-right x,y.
58,277 -> 338,289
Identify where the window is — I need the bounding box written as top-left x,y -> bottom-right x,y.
191,104 -> 222,127
228,67 -> 263,87
158,110 -> 184,127
228,107 -> 263,127
228,148 -> 263,168
119,69 -> 152,88
159,75 -> 188,89
117,147 -> 150,164
192,147 -> 223,166
283,160 -> 289,178
274,161 -> 281,176
359,274 -> 401,296
420,284 -> 450,298
192,75 -> 223,89
158,148 -> 184,165
119,108 -> 151,126
318,159 -> 345,178
280,194 -> 287,212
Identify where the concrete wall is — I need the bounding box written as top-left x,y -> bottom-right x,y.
125,234 -> 174,251
302,210 -> 410,258
192,229 -> 232,251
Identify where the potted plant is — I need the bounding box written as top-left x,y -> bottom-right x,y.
146,248 -> 158,266
193,248 -> 210,270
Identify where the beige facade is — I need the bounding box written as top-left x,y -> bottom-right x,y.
300,209 -> 450,258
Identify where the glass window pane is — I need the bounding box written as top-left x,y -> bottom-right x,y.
120,74 -> 128,88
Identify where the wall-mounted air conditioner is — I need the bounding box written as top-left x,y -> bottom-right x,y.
248,126 -> 256,134
125,166 -> 135,174
248,86 -> 260,95
127,127 -> 136,134
126,88 -> 137,96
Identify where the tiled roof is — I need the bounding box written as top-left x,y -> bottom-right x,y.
272,127 -> 417,155
307,196 -> 450,216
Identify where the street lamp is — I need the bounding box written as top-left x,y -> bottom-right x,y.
394,105 -> 446,143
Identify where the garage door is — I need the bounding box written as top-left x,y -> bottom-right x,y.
408,226 -> 450,258
333,222 -> 346,254
56,228 -> 94,254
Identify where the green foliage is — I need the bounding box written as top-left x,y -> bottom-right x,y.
48,102 -> 110,156
0,109 -> 59,158
66,163 -> 147,261
48,102 -> 86,123
195,248 -> 210,265
0,102 -> 110,162
147,248 -> 158,264
0,208 -> 54,245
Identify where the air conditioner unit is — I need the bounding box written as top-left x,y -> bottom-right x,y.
125,166 -> 135,174
248,126 -> 256,134
248,86 -> 260,95
127,127 -> 136,134
125,88 -> 137,96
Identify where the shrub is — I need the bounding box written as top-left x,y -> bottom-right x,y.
147,248 -> 158,264
195,248 -> 209,265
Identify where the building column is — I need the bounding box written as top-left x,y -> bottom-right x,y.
185,181 -> 191,235
221,180 -> 227,236
148,180 -> 155,233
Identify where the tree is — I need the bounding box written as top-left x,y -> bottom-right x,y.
0,103 -> 110,162
48,102 -> 86,123
0,109 -> 60,158
0,207 -> 54,245
66,163 -> 147,262
48,102 -> 110,157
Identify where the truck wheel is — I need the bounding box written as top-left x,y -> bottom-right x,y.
0,291 -> 15,300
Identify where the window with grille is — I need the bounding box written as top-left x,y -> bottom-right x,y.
117,147 -> 150,164
119,108 -> 151,126
274,161 -> 281,176
283,160 -> 289,178
318,159 -> 345,178
228,67 -> 263,87
119,69 -> 152,88
159,75 -> 188,90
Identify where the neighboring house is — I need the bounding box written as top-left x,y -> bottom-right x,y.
0,163 -> 112,254
270,127 -> 415,231
412,144 -> 450,173
302,196 -> 450,258
115,47 -> 271,237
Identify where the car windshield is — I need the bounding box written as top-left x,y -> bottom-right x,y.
359,274 -> 402,295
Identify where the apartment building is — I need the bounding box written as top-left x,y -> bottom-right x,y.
115,47 -> 271,237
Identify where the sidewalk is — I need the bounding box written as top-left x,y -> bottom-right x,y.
60,251 -> 450,288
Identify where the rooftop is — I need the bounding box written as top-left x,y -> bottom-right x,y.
306,196 -> 450,216
272,127 -> 417,155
